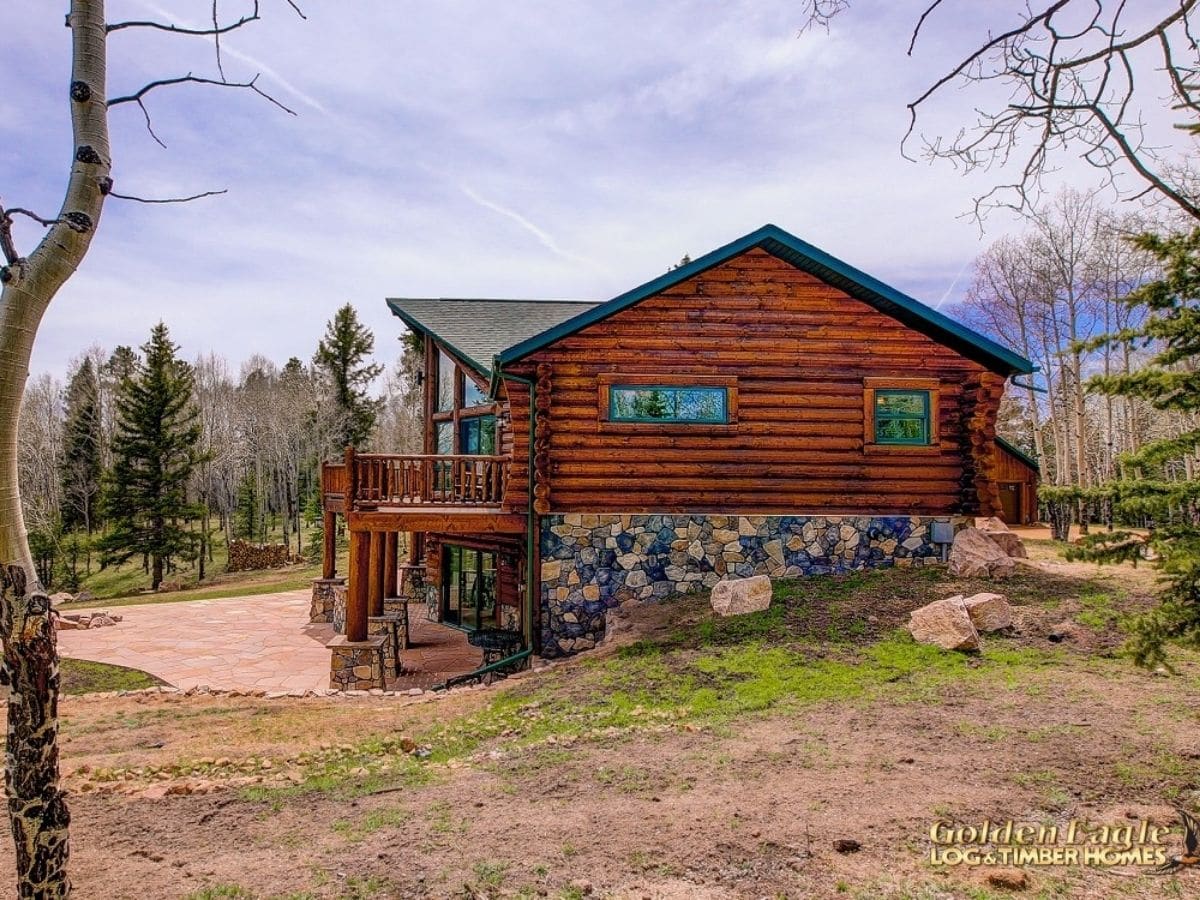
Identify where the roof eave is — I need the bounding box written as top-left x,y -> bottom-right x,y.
385,299 -> 492,377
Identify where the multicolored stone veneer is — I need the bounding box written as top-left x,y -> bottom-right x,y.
539,514 -> 962,657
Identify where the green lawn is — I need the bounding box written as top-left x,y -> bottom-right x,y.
60,658 -> 163,695
55,525 -> 349,608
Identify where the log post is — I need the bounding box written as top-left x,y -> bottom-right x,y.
368,531 -> 384,617
346,529 -> 370,641
344,445 -> 357,509
383,532 -> 398,597
322,509 -> 337,580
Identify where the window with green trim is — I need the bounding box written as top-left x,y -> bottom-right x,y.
874,390 -> 931,444
609,385 -> 728,423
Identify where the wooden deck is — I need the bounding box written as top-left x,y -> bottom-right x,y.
322,449 -> 526,643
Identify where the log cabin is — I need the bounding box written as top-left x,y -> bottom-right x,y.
994,436 -> 1040,526
315,224 -> 1034,687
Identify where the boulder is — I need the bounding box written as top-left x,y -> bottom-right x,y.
986,530 -> 1027,558
157,581 -> 183,593
948,527 -> 1016,579
975,516 -> 1010,533
73,590 -> 95,604
907,596 -> 980,651
961,592 -> 1013,632
710,575 -> 772,617
48,592 -> 74,606
977,517 -> 1028,558
54,616 -> 80,630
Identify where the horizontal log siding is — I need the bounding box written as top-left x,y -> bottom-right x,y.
512,248 -> 995,515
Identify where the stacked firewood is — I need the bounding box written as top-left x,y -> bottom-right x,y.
226,540 -> 302,572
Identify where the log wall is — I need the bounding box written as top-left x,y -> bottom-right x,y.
503,248 -> 1004,516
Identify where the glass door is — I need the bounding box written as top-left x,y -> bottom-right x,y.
441,545 -> 498,631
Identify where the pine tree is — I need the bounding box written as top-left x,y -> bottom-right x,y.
99,323 -> 205,590
1070,228 -> 1200,668
313,303 -> 383,449
59,357 -> 103,534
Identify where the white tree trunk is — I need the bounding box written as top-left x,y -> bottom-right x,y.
0,3 -> 110,895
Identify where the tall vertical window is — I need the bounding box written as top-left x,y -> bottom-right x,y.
435,350 -> 455,413
435,421 -> 454,455
873,390 -> 931,445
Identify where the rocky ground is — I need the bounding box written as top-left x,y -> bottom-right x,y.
4,541 -> 1200,899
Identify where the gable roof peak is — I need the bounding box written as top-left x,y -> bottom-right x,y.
496,223 -> 1034,376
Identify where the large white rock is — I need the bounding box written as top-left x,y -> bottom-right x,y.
976,517 -> 1028,558
710,575 -> 773,617
948,527 -> 1016,578
907,596 -> 981,651
975,516 -> 1010,533
961,592 -> 1013,632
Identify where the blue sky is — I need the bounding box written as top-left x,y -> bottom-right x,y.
2,1 -> 1119,379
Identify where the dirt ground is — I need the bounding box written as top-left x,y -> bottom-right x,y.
5,542 -> 1200,899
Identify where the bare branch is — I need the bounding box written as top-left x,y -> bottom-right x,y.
3,208 -> 59,228
134,98 -> 166,149
106,7 -> 259,37
108,73 -> 297,116
0,205 -> 18,265
213,1 -> 227,83
907,0 -> 947,56
107,189 -> 229,205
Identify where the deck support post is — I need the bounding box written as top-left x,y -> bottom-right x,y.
322,509 -> 337,579
383,532 -> 398,597
368,531 -> 385,617
347,529 -> 370,642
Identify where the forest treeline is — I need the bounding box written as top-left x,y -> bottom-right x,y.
18,304 -> 422,590
959,189 -> 1195,530
20,187 -> 1200,588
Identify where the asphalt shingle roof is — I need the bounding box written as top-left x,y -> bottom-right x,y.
386,298 -> 600,376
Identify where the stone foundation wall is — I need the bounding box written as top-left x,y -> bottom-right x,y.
327,635 -> 386,690
539,513 -> 960,657
310,577 -> 343,624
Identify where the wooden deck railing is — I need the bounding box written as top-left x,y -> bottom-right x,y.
326,452 -> 509,510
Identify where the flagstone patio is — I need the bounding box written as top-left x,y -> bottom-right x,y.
57,589 -> 484,693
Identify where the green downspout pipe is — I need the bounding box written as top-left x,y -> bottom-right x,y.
494,363 -> 537,654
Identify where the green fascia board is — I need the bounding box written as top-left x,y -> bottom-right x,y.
386,298 -> 491,377
495,224 -> 1035,376
995,435 -> 1041,473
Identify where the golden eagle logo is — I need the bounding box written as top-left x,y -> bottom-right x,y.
1154,806 -> 1200,874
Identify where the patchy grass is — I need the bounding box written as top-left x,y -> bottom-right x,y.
59,658 -> 162,695
331,806 -> 406,842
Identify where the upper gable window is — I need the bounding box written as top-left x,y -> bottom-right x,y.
609,385 -> 729,424
463,377 -> 487,408
873,390 -> 930,444
435,350 -> 456,413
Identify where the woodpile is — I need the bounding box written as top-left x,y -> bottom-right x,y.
226,540 -> 302,572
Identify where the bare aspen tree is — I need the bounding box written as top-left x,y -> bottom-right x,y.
0,3 -> 303,893
803,2 -> 1200,222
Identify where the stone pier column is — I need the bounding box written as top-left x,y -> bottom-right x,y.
309,576 -> 344,624
327,634 -> 387,691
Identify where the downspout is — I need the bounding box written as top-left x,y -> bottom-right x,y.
493,362 -> 537,654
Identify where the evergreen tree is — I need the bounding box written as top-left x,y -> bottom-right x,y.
313,303 -> 383,449
99,323 -> 205,590
59,357 -> 103,534
1070,228 -> 1200,668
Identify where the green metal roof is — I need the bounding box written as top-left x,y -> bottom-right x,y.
386,298 -> 600,377
495,224 -> 1035,377
995,435 -> 1040,472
